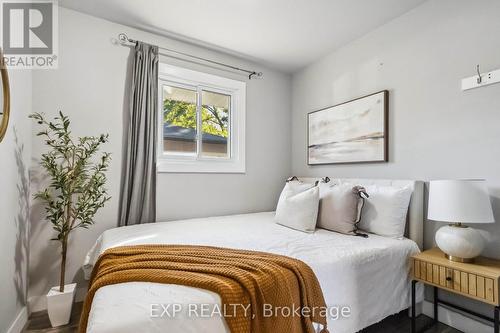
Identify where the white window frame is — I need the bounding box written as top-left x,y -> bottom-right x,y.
157,63 -> 246,173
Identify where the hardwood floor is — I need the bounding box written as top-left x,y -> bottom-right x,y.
361,311 -> 462,333
23,303 -> 462,333
23,302 -> 81,333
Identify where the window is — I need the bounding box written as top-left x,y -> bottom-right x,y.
157,64 -> 246,173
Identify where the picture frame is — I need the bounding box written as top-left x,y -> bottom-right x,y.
307,90 -> 388,165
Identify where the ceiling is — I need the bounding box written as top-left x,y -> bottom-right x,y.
60,0 -> 427,73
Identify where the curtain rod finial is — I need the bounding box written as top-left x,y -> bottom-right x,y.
118,33 -> 129,44
249,72 -> 263,80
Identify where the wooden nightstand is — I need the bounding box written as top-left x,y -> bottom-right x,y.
411,247 -> 500,333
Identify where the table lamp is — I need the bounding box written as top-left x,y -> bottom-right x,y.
427,180 -> 495,263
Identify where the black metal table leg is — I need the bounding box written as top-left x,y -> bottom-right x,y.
495,306 -> 499,333
411,280 -> 417,333
433,286 -> 438,324
413,281 -> 498,333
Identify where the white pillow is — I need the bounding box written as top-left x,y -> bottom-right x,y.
275,181 -> 319,233
358,185 -> 412,239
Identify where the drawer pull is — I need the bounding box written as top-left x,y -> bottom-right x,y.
446,277 -> 452,281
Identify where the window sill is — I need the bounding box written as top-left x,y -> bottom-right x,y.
157,159 -> 245,174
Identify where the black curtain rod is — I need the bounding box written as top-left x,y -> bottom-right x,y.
118,33 -> 263,80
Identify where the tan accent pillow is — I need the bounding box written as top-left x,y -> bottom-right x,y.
317,183 -> 367,235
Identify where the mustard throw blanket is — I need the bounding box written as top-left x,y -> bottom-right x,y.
79,245 -> 329,333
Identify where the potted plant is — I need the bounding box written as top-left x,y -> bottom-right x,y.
30,112 -> 111,327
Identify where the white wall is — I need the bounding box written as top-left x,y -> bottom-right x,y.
0,69 -> 32,332
29,8 -> 291,306
291,0 -> 500,319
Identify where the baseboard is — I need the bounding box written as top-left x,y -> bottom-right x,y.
7,306 -> 28,333
28,286 -> 87,313
422,300 -> 493,333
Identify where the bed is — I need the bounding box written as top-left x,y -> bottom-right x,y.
82,178 -> 425,333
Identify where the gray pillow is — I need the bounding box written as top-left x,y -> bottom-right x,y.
317,183 -> 368,236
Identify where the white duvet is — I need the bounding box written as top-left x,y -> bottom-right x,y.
83,212 -> 423,333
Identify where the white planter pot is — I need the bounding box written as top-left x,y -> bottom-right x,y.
47,283 -> 76,327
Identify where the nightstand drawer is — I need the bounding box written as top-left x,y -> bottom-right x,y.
413,258 -> 497,304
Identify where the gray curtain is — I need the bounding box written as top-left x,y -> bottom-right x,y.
118,42 -> 159,226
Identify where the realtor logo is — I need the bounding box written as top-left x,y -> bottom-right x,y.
1,0 -> 58,69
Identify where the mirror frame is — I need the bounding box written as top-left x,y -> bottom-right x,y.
0,49 -> 10,143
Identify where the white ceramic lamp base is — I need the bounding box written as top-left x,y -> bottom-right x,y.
435,225 -> 485,262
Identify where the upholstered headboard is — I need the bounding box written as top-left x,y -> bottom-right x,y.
300,177 -> 424,250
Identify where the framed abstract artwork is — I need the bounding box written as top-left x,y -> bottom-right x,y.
307,90 -> 388,165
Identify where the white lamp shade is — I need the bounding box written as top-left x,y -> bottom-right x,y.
428,180 -> 495,224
